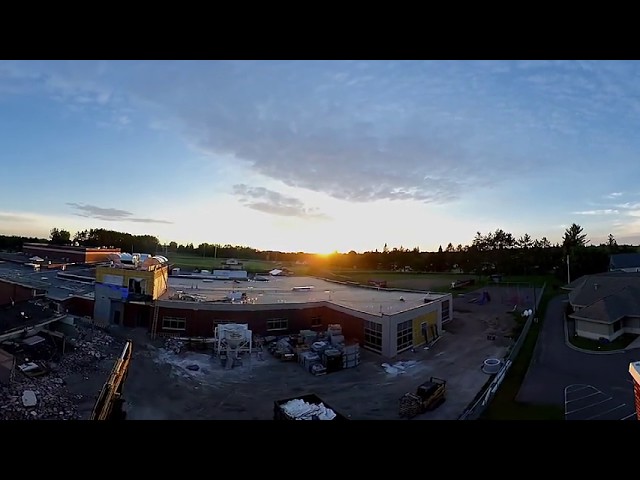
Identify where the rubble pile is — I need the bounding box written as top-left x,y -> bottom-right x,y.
0,326 -> 124,420
165,338 -> 184,354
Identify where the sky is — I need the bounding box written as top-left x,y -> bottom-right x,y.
2,60 -> 640,254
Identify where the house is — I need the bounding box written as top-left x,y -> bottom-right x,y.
609,253 -> 640,272
564,272 -> 640,341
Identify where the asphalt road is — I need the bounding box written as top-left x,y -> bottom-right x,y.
517,293 -> 638,420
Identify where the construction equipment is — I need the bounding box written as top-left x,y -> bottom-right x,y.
90,340 -> 133,420
399,377 -> 447,419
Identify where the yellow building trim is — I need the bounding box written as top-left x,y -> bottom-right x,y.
412,311 -> 438,347
96,265 -> 168,300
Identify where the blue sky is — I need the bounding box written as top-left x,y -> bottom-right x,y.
1,60 -> 640,253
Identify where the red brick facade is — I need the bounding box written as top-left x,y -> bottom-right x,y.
0,280 -> 37,306
23,244 -> 120,264
116,303 -> 366,344
634,378 -> 640,421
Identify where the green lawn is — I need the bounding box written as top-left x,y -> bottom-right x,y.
569,333 -> 638,352
480,280 -> 566,420
324,271 -> 553,296
159,253 -> 310,275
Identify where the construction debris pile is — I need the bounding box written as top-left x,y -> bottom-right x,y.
279,398 -> 337,420
266,324 -> 360,376
0,324 -> 123,420
273,393 -> 347,420
165,337 -> 184,354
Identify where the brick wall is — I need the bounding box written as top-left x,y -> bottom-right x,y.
634,378 -> 640,421
0,280 -> 35,306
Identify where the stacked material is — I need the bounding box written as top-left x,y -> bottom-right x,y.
299,330 -> 318,345
322,348 -> 342,373
342,343 -> 360,369
299,351 -> 321,372
280,398 -> 337,420
327,324 -> 342,337
329,334 -> 345,345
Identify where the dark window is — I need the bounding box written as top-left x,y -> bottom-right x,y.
364,320 -> 383,352
162,317 -> 186,331
613,320 -> 621,332
396,320 -> 413,351
267,318 -> 288,331
441,300 -> 450,321
311,316 -> 322,327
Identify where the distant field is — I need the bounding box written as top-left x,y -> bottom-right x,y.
323,271 -> 554,294
160,253 -> 309,274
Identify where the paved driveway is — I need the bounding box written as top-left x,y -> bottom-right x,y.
517,293 -> 639,420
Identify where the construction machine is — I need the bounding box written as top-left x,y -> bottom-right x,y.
399,377 -> 446,419
90,340 -> 133,420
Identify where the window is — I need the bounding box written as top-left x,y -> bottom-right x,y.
396,320 -> 413,351
311,316 -> 322,327
364,320 -> 383,352
613,320 -> 621,332
267,318 -> 288,331
441,300 -> 450,322
162,316 -> 186,331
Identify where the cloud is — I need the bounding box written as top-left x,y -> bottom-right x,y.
11,60 -> 640,210
605,192 -> 624,199
66,203 -> 172,224
232,184 -> 329,219
0,213 -> 30,222
573,209 -> 620,215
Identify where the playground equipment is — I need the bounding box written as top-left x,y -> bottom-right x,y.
469,290 -> 491,305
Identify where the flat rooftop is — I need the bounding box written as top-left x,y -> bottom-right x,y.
0,262 -> 95,301
163,275 -> 448,315
0,300 -> 61,335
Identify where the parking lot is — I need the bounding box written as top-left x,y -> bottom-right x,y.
564,384 -> 636,421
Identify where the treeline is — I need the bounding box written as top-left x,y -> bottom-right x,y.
321,226 -> 638,280
1,223 -> 638,280
0,235 -> 48,251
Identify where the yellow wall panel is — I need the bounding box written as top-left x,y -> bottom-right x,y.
412,311 -> 438,346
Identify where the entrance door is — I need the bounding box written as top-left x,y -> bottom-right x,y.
113,310 -> 121,325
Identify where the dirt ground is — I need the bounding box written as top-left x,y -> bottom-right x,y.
71,285 -> 538,421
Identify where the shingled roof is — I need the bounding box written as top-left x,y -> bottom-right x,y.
570,285 -> 640,324
610,253 -> 640,270
567,271 -> 640,324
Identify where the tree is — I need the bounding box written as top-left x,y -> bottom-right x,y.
563,223 -> 588,250
50,228 -> 70,245
607,233 -> 617,250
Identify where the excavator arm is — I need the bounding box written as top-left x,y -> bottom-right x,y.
90,340 -> 133,420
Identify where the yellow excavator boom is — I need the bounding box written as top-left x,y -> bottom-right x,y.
90,339 -> 133,420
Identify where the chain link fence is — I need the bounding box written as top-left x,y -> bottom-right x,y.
459,282 -> 547,420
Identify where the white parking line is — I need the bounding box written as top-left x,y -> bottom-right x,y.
566,397 -> 612,415
621,412 -> 637,420
584,403 -> 626,420
566,391 -> 600,403
565,385 -> 590,394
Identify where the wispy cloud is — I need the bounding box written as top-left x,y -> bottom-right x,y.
0,213 -> 30,222
66,203 -> 172,224
605,192 -> 624,199
232,185 -> 329,220
573,209 -> 620,215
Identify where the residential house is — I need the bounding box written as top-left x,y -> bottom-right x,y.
564,272 -> 640,341
609,253 -> 640,272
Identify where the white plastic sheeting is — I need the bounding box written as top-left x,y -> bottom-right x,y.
280,399 -> 337,420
